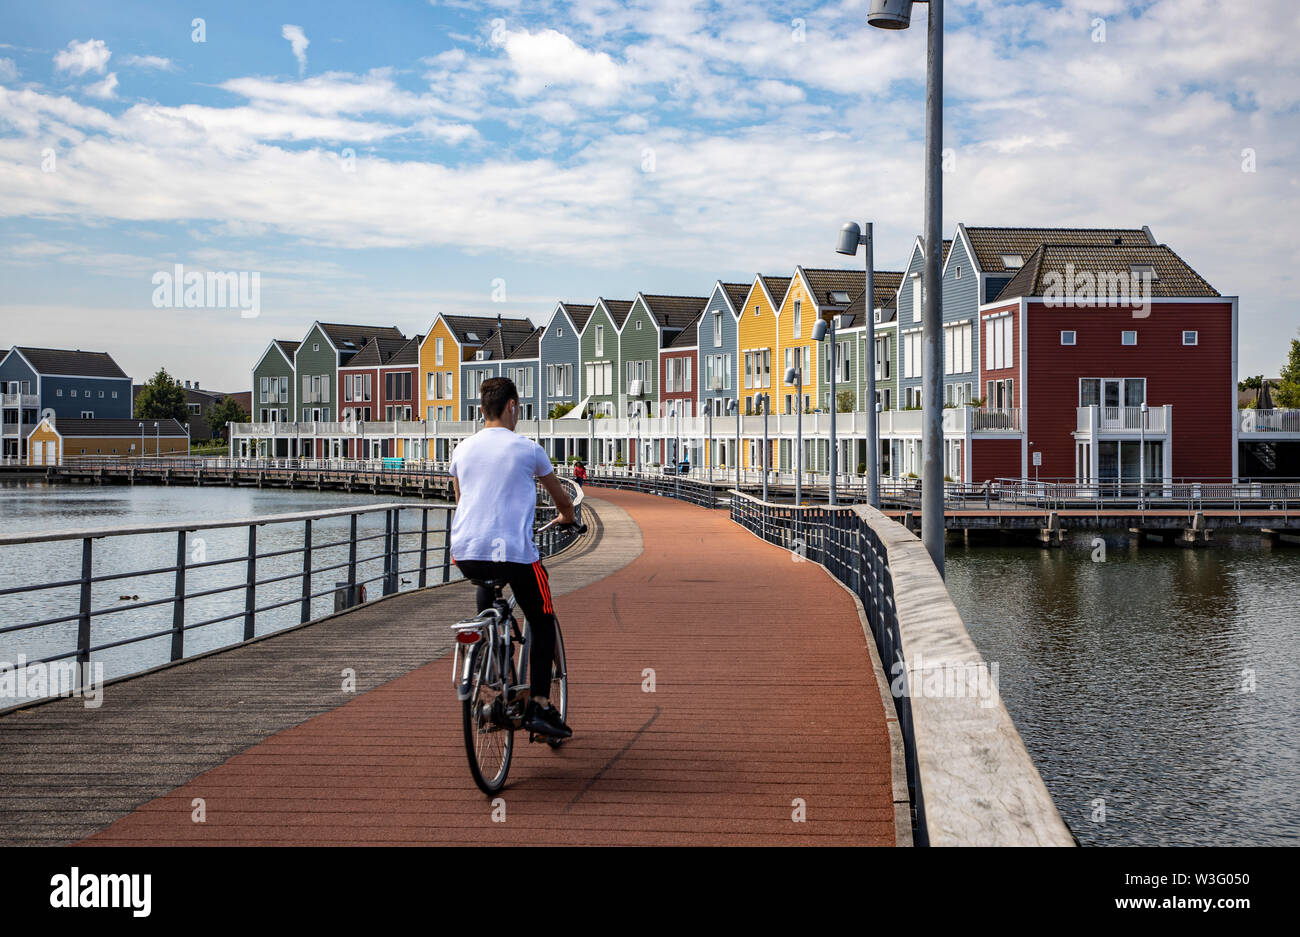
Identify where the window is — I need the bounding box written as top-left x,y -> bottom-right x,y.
1061,331 -> 1076,346
955,266 -> 962,279
595,325 -> 604,356
261,376 -> 269,403
313,343 -> 319,352
943,322 -> 973,375
70,389 -> 77,397
435,337 -> 444,366
912,276 -> 922,323
744,352 -> 752,389
112,391 -> 118,399
1182,331 -> 1198,346
985,316 -> 1013,370
636,319 -> 642,330
713,312 -> 723,346
98,391 -> 104,398
793,300 -> 801,337
1122,330 -> 1137,346
57,389 -> 62,397
1000,254 -> 1024,269
557,327 -> 563,337
753,306 -> 759,317
903,331 -> 922,379
81,410 -> 93,419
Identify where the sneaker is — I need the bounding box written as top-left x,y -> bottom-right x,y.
523,700 -> 572,739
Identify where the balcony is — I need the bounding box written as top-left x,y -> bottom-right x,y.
2,394 -> 38,408
1239,408 -> 1300,434
1076,405 -> 1169,435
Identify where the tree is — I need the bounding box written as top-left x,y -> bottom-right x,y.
134,368 -> 188,422
837,389 -> 855,413
207,396 -> 248,440
1276,332 -> 1300,408
1238,374 -> 1264,392
548,402 -> 575,418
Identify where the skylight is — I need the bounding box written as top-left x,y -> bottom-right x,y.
830,291 -> 851,304
466,331 -> 479,341
1001,254 -> 1024,269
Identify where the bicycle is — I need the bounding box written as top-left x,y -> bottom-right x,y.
450,518 -> 587,794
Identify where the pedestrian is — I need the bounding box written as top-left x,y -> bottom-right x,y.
573,459 -> 587,487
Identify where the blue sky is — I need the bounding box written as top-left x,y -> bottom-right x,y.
1,0 -> 1297,391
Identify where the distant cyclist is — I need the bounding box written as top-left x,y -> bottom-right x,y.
449,377 -> 575,740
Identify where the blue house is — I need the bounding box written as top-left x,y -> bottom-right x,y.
1,347 -> 133,461
696,281 -> 749,417
894,237 -> 953,411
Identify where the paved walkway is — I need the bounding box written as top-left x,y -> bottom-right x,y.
62,488 -> 895,846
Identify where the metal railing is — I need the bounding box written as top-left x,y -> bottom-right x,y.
0,475 -> 584,702
992,476 -> 1300,513
1240,408 -> 1300,433
582,473 -> 729,509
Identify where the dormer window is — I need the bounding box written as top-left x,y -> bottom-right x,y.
1000,255 -> 1024,269
830,291 -> 850,304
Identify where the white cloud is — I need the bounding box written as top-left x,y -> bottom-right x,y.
54,39 -> 111,76
282,25 -> 309,77
121,54 -> 175,71
0,57 -> 17,82
83,72 -> 118,99
503,28 -> 626,103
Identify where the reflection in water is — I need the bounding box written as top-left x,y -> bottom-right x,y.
0,482 -> 457,705
946,531 -> 1300,846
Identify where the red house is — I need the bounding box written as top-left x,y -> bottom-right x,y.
657,315 -> 698,466
338,336 -> 408,458
973,243 -> 1236,487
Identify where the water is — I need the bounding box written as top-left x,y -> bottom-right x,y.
945,531 -> 1300,846
0,481 -> 457,704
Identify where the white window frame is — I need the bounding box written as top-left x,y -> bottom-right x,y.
1182,330 -> 1198,346
1061,330 -> 1077,346
1122,330 -> 1137,346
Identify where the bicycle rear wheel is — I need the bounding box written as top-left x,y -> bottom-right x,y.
546,620 -> 568,749
463,642 -> 514,794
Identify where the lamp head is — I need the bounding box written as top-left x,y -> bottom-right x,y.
868,0 -> 914,29
811,319 -> 828,342
784,367 -> 798,385
836,222 -> 862,255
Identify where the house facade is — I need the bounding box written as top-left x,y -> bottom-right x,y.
580,299 -> 630,418
736,274 -> 788,470
1,347 -> 133,461
539,302 -> 588,426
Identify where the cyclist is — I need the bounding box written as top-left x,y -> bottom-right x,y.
573,459 -> 587,487
449,376 -> 575,740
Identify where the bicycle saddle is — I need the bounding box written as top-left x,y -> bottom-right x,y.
469,578 -> 509,590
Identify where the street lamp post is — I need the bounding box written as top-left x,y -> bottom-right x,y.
837,221 -> 879,507
1139,401 -> 1148,509
730,398 -> 740,491
154,421 -> 159,459
811,313 -> 840,506
759,394 -> 770,501
784,366 -> 803,511
868,0 -> 945,575
139,422 -> 144,462
706,405 -> 713,485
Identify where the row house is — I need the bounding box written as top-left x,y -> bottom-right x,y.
1,347 -> 133,461
294,321 -> 405,459
972,241 -> 1234,488
459,318 -> 541,421
580,299 -> 632,418
539,302 -> 589,423
658,314 -> 698,468
252,340 -> 298,431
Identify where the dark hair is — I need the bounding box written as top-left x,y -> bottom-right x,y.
480,376 -> 518,419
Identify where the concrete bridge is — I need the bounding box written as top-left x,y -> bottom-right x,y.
0,483 -> 1072,847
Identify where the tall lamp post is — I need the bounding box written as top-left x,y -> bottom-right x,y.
837,220 -> 879,507
784,366 -> 804,510
868,0 -> 945,575
1138,401 -> 1148,509
138,422 -> 144,462
729,398 -> 740,490
706,404 -> 714,485
758,393 -> 771,501
811,313 -> 839,506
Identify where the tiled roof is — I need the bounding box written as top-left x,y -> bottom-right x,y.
800,268 -> 869,309
273,340 -> 300,361
837,271 -> 905,327
384,335 -> 422,367
342,336 -> 408,368
962,226 -> 1153,274
597,299 -> 634,328
558,303 -> 594,330
12,347 -> 130,379
761,276 -> 792,307
317,322 -> 405,353
443,314 -> 533,346
479,319 -> 538,359
993,244 -> 1220,301
640,294 -> 708,330
667,312 -> 701,348
40,418 -> 188,437
722,282 -> 750,311
507,326 -> 544,360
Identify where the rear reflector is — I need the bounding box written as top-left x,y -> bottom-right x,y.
456,631 -> 481,644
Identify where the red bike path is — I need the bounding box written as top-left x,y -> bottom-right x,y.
79,487 -> 897,846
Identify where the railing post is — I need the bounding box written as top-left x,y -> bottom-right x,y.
171,530 -> 187,661
418,507 -> 429,588
442,508 -> 453,583
388,509 -> 401,595
243,525 -> 256,641
348,513 -> 358,604
77,538 -> 92,687
382,510 -> 393,595
300,519 -> 312,624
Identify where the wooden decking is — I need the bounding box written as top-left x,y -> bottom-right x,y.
3,489 -> 896,847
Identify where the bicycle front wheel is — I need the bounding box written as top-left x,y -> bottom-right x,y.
546,619 -> 569,749
463,643 -> 514,794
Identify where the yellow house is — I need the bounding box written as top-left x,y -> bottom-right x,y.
779,267 -> 864,412
735,274 -> 789,470
26,417 -> 189,465
418,315 -> 467,424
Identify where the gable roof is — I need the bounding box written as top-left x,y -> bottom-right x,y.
761,275 -> 792,309
722,282 -> 750,311
590,299 -> 633,330
273,339 -> 300,361
341,336 -> 410,368
439,314 -> 532,347
384,335 -> 422,367
797,268 -> 871,310
478,318 -> 538,360
316,322 -> 405,355
639,294 -> 709,332
993,243 -> 1220,301
507,326 -> 544,360
837,271 -> 906,327
960,225 -> 1154,275
556,302 -> 594,331
667,312 -> 702,348
11,347 -> 130,379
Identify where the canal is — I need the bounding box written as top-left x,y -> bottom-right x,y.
946,531 -> 1300,846
0,481 -> 458,705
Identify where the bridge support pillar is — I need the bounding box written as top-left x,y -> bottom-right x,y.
1262,528 -> 1300,546
1178,512 -> 1211,548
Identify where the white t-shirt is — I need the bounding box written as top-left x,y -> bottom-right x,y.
448,427 -> 554,564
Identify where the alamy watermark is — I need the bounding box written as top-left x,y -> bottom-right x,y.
1042,264 -> 1154,319
1,656 -> 104,708
152,263 -> 260,318
890,650 -> 1000,707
